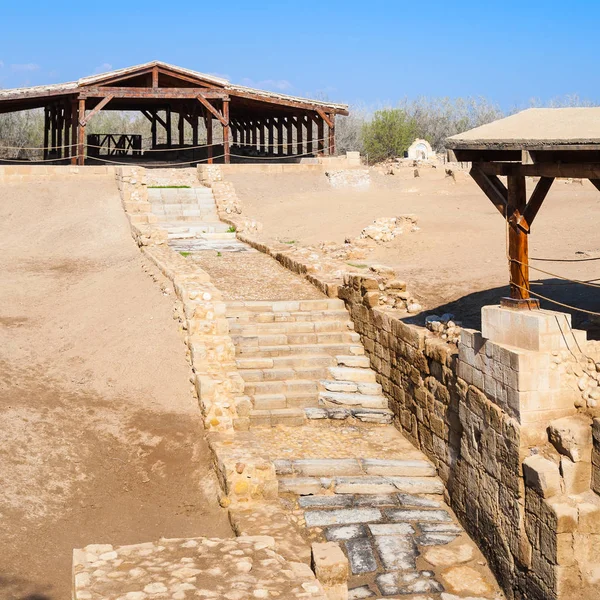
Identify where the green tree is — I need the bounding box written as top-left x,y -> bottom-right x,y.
361,108 -> 417,163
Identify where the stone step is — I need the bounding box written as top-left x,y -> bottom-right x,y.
239,365 -> 329,382
335,355 -> 371,368
327,366 -> 377,382
279,475 -> 443,496
319,390 -> 388,409
249,408 -> 306,427
305,406 -> 394,424
232,331 -> 360,348
320,380 -> 383,396
236,343 -> 365,358
244,379 -> 318,396
226,299 -> 346,313
227,309 -> 352,324
274,459 -> 436,478
227,320 -> 354,335
252,390 -> 319,410
235,354 -> 336,370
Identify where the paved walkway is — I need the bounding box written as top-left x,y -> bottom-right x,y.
149,181 -> 505,599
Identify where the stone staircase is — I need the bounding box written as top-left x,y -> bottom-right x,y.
226,299 -> 394,427
148,186 -> 243,251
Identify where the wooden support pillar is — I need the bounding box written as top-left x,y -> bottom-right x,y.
268,119 -> 274,155
77,98 -> 86,166
286,117 -> 293,155
276,119 -> 284,156
192,108 -> 199,146
151,109 -> 157,148
178,108 -> 184,146
70,100 -> 78,165
259,121 -> 265,153
251,120 -> 257,148
504,175 -> 536,307
205,112 -> 213,164
317,115 -> 324,154
296,116 -> 303,155
43,106 -> 50,160
223,99 -> 230,164
57,105 -> 64,159
328,113 -> 335,156
50,104 -> 57,156
166,107 -> 172,147
64,102 -> 71,159
306,115 -> 313,155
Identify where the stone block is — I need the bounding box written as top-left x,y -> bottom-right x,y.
481,305 -> 586,352
523,455 -> 562,498
548,415 -> 593,462
311,542 -> 349,600
346,538 -> 378,574
304,508 -> 382,527
560,457 -> 592,495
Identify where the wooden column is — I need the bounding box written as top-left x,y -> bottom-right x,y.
50,104 -> 57,157
43,106 -> 50,160
268,119 -> 274,155
166,107 -> 172,147
507,175 -> 530,302
56,105 -> 64,159
306,115 -> 313,155
223,99 -> 230,164
77,98 -> 86,166
192,108 -> 199,147
276,119 -> 284,156
251,120 -> 257,149
259,121 -> 265,153
64,102 -> 71,159
328,113 -> 335,156
70,101 -> 78,165
317,115 -> 324,154
178,109 -> 185,146
286,117 -> 293,155
206,112 -> 213,164
296,116 -> 303,155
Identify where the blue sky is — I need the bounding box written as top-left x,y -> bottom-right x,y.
1,0 -> 598,110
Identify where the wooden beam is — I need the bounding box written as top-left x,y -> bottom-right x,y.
522,177 -> 554,227
205,111 -> 213,164
296,115 -> 303,155
166,107 -> 172,146
228,89 -> 348,115
80,87 -> 228,99
80,95 -> 114,126
470,165 -> 508,217
316,115 -> 324,154
70,101 -> 78,165
197,95 -> 227,126
43,106 -> 49,160
306,115 -> 313,154
152,67 -> 159,88
478,161 -> 600,179
328,113 -> 335,155
268,119 -> 274,154
316,108 -> 333,129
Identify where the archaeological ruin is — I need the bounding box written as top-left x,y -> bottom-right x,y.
1,75 -> 600,600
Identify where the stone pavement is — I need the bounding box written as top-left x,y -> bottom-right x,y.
72,169 -> 505,599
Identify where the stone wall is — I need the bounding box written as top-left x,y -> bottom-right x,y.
0,164 -> 114,183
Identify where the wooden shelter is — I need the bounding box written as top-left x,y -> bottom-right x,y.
446,108 -> 600,309
0,61 -> 348,165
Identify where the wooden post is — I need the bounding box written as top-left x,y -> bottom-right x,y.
223,99 -> 230,164
306,115 -> 313,155
268,119 -> 274,155
71,100 -> 78,165
57,105 -> 64,160
192,108 -> 199,146
151,109 -> 157,148
77,98 -> 86,166
166,107 -> 172,147
50,104 -> 57,157
206,113 -> 213,164
505,175 -> 534,305
251,120 -> 257,148
328,113 -> 335,156
64,102 -> 71,160
286,117 -> 293,155
277,119 -> 284,156
43,106 -> 49,160
259,121 -> 265,153
178,109 -> 184,146
296,116 -> 303,155
317,115 -> 324,154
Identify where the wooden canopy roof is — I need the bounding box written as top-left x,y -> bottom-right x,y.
0,60 -> 349,117
446,108 -> 600,310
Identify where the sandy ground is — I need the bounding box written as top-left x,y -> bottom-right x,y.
228,169 -> 600,334
0,177 -> 231,600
